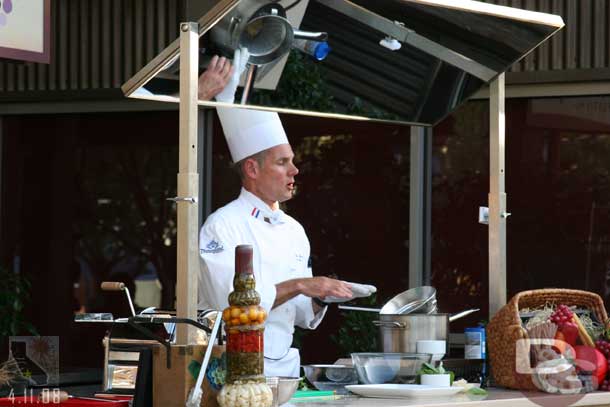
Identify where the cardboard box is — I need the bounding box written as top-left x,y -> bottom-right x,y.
152,343 -> 225,407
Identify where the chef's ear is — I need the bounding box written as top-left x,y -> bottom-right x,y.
242,157 -> 260,179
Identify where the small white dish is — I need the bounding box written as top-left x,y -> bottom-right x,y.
420,374 -> 451,387
416,340 -> 446,354
345,384 -> 462,398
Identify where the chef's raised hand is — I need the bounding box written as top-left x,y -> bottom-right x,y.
322,281 -> 377,303
300,277 -> 353,299
215,48 -> 250,103
198,55 -> 233,101
273,276 -> 352,309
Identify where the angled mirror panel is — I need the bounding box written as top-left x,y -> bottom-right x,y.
121,0 -> 242,98
123,0 -> 564,126
347,0 -> 561,74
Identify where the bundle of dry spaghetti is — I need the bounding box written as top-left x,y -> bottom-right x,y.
527,321 -> 558,362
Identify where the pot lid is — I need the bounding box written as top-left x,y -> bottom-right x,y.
379,286 -> 436,315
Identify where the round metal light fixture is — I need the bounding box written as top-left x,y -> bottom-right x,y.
211,1 -> 293,66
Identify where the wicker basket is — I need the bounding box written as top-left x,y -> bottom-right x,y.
488,289 -> 609,391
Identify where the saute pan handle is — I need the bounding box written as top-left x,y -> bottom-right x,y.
338,305 -> 382,312
448,308 -> 480,322
372,320 -> 408,329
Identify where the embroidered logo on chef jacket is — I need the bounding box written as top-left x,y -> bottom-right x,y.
201,240 -> 224,254
289,253 -> 306,273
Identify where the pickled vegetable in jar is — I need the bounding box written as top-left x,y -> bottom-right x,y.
222,245 -> 268,385
227,326 -> 264,353
222,305 -> 267,328
218,245 -> 272,407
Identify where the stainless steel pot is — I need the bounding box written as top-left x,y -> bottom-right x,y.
373,309 -> 479,353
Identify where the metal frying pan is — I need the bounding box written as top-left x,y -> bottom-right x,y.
338,286 -> 437,315
379,286 -> 437,315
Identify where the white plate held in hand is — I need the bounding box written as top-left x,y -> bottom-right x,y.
345,384 -> 463,398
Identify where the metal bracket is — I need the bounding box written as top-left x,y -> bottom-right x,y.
501,212 -> 512,218
126,315 -> 223,369
126,318 -> 173,369
166,196 -> 198,204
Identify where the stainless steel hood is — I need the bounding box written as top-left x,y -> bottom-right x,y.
121,0 -> 564,126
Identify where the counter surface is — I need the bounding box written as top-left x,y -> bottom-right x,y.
289,388 -> 610,407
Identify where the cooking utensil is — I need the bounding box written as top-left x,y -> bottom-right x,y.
449,308 -> 480,323
39,391 -> 122,403
345,383 -> 463,398
266,376 -> 300,405
302,364 -> 357,392
380,286 -> 437,315
337,286 -> 437,315
337,305 -> 381,312
350,353 -> 432,384
186,312 -> 222,407
416,340 -> 446,362
101,281 -> 136,317
373,309 -> 479,353
302,364 -> 357,383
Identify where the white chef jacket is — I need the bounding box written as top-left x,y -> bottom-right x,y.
198,188 -> 327,377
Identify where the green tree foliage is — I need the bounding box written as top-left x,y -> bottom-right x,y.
0,266 -> 37,337
330,295 -> 379,355
250,50 -> 400,121
250,51 -> 335,112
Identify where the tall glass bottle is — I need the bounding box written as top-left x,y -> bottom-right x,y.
221,245 -> 267,384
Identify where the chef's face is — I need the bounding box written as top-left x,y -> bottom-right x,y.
250,143 -> 299,207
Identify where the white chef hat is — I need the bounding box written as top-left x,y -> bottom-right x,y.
217,107 -> 289,163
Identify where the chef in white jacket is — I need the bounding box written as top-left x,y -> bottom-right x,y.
198,105 -> 356,377
197,49 -> 376,377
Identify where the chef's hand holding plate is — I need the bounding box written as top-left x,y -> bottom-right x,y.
299,276 -> 353,300
322,282 -> 377,303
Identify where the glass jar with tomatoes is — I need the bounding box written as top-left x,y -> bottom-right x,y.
221,245 -> 268,384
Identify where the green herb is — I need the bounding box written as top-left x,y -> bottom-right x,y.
416,362 -> 454,384
226,352 -> 263,382
417,362 -> 441,375
604,320 -> 610,341
298,377 -> 311,391
467,387 -> 488,396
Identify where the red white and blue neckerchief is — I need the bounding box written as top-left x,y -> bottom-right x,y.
250,206 -> 285,225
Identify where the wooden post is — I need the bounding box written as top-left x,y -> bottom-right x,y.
489,73 -> 508,317
176,22 -> 199,345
